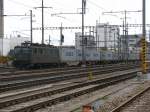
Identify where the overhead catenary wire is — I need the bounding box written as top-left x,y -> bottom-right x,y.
6,0 -> 90,25
87,0 -> 107,11
7,0 -> 33,9
6,0 -> 52,16
7,0 -> 81,27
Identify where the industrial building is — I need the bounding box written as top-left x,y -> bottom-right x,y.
75,23 -> 120,51
0,36 -> 29,56
95,23 -> 120,51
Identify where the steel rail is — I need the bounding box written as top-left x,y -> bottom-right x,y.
111,83 -> 150,112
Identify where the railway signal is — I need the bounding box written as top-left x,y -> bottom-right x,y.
60,34 -> 64,45
60,23 -> 64,46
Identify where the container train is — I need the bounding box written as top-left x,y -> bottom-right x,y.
10,43 -> 140,68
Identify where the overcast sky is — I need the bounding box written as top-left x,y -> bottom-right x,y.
4,0 -> 150,45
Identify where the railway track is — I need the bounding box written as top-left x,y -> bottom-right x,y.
111,80 -> 150,112
0,66 -> 16,73
0,63 -> 135,76
0,68 -> 140,112
0,63 -> 137,81
0,64 -> 138,92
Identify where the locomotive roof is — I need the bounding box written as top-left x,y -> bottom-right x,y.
15,42 -> 56,48
14,42 -> 77,50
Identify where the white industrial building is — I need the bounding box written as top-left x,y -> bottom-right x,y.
0,36 -> 30,56
96,23 -> 120,50
75,23 -> 120,51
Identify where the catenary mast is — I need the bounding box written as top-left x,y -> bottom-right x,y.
0,0 -> 4,39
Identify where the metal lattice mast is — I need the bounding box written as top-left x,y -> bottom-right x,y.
82,0 -> 86,65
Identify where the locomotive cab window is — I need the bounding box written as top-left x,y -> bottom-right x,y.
14,47 -> 22,54
49,49 -> 53,55
22,48 -> 31,54
33,48 -> 37,54
66,52 -> 73,56
39,48 -> 43,54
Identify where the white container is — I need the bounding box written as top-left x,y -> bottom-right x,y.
59,47 -> 77,62
100,51 -> 113,61
59,47 -> 81,66
76,49 -> 100,61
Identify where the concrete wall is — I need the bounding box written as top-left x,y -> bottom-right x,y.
2,38 -> 10,56
0,38 -> 10,56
